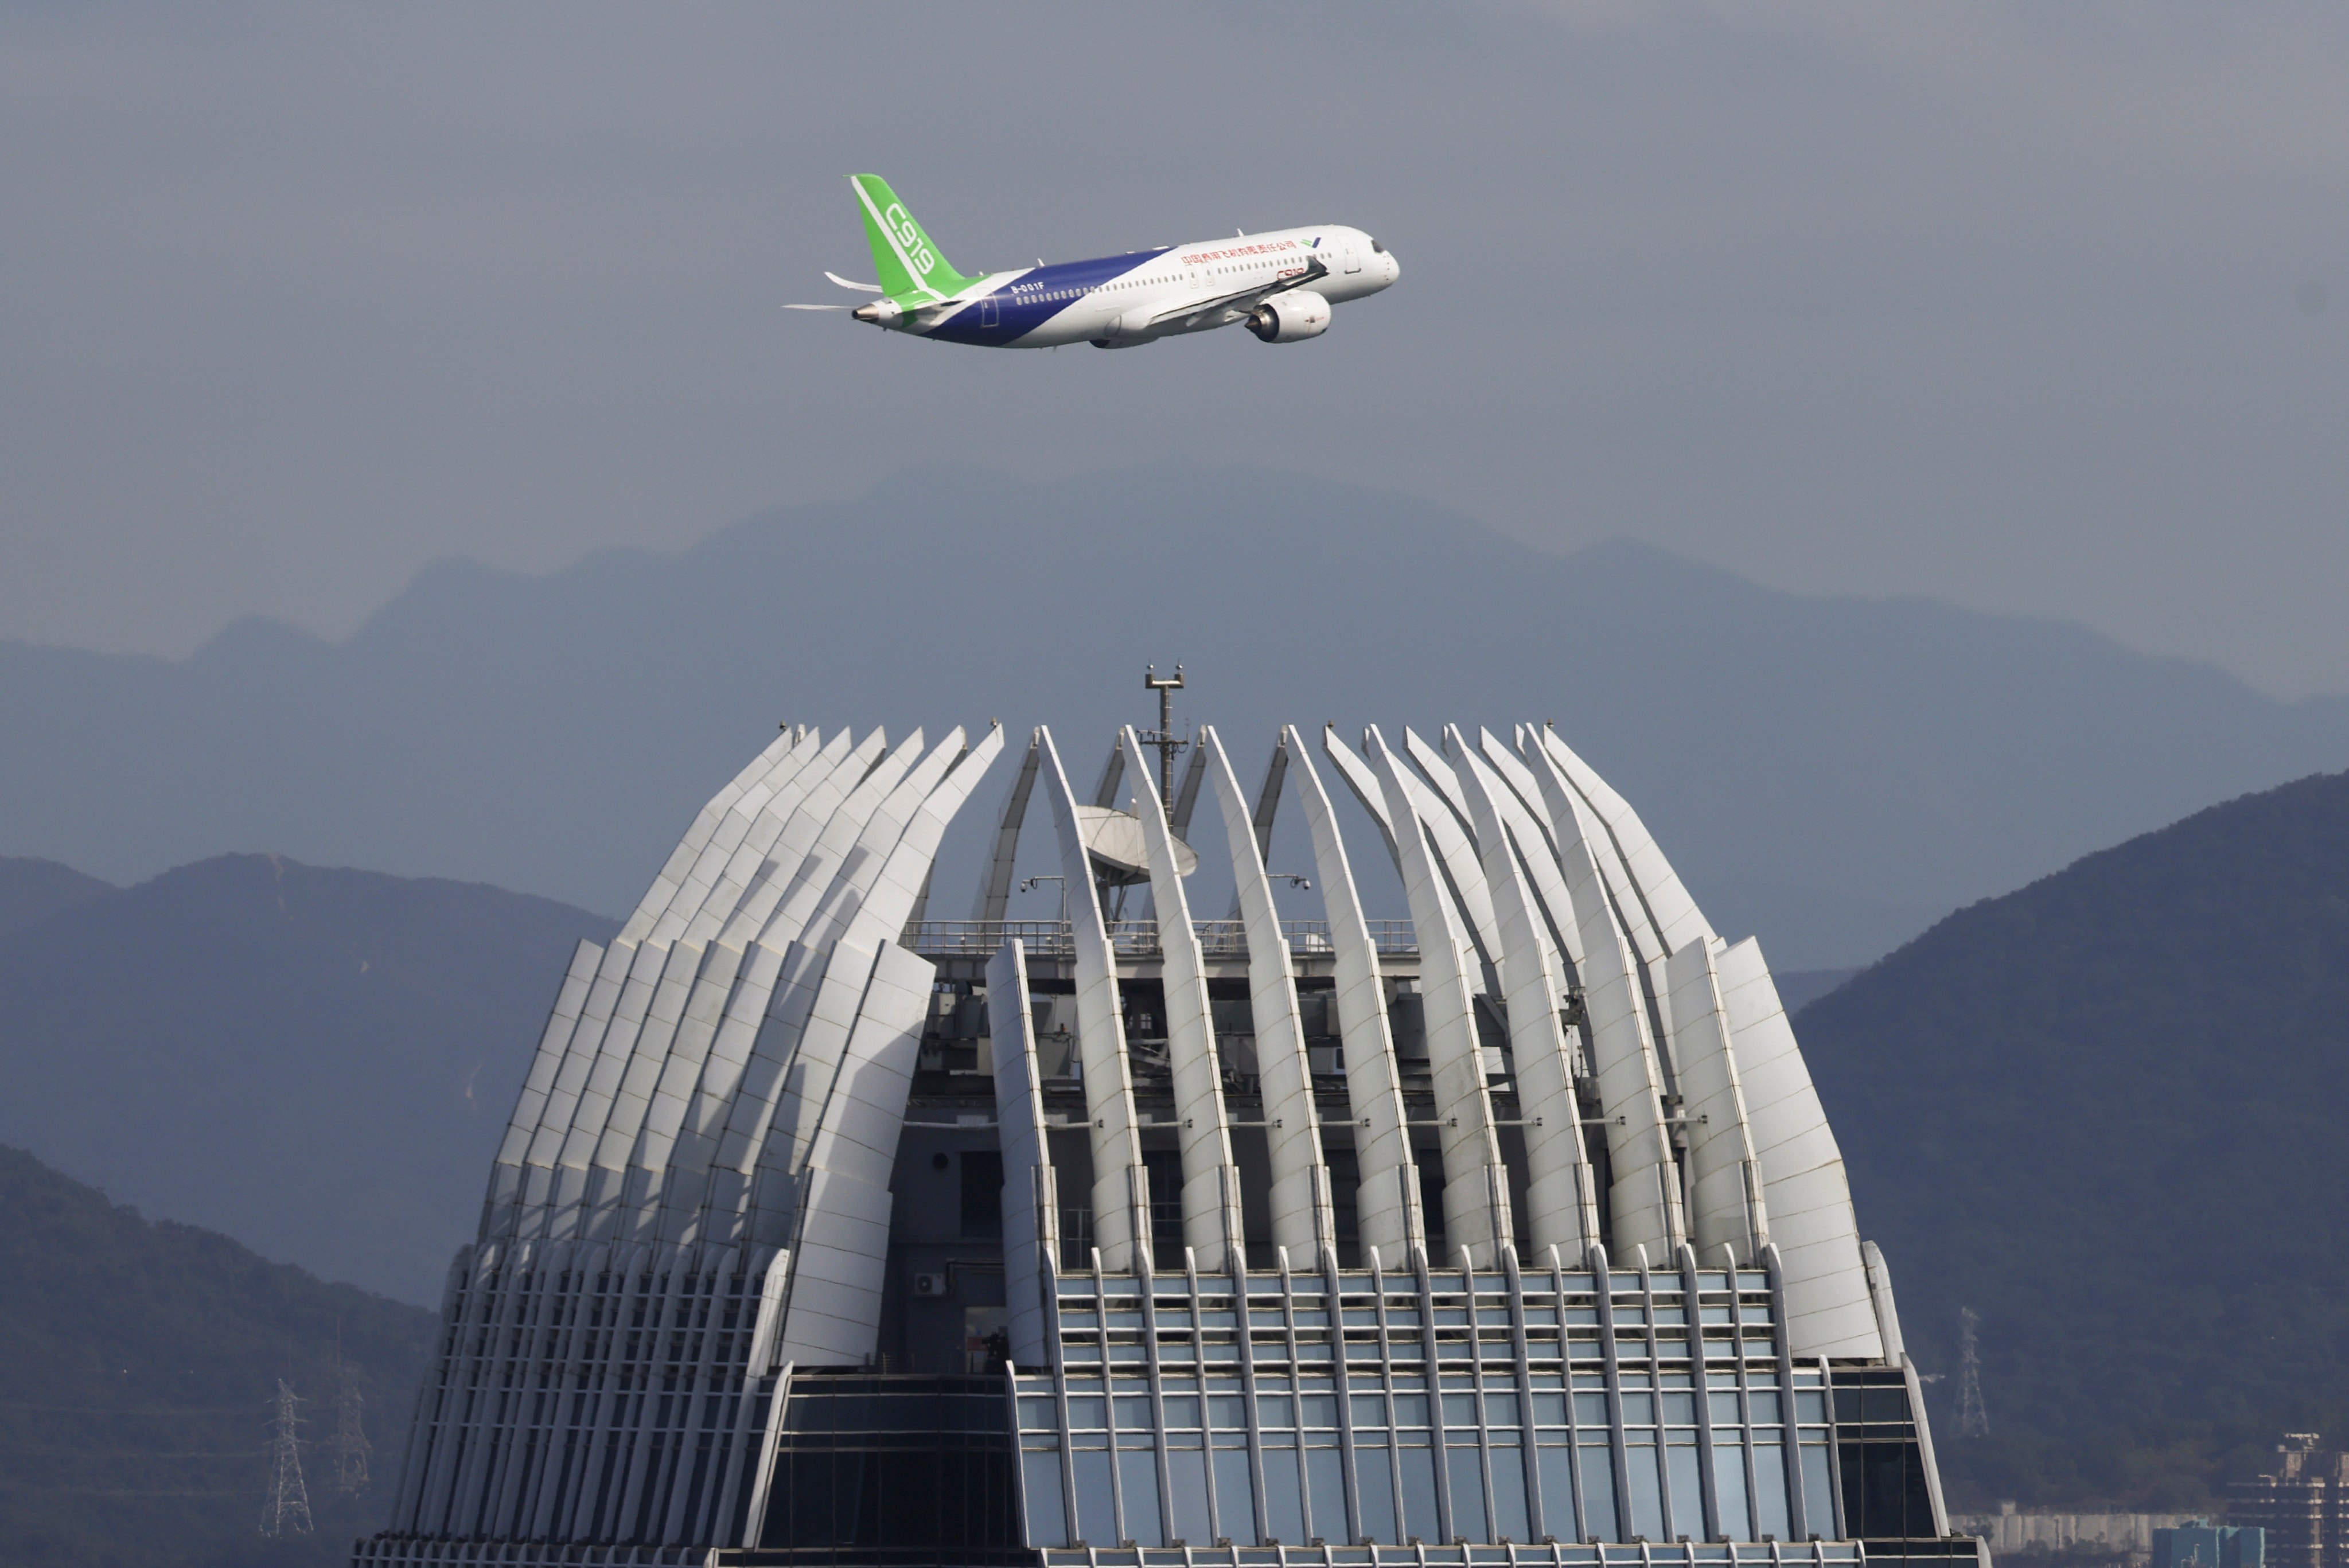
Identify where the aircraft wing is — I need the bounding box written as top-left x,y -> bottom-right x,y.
1139,256 -> 1330,331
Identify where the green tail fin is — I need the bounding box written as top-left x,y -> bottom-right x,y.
850,174 -> 977,298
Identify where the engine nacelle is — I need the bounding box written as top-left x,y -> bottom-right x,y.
1246,290 -> 1331,343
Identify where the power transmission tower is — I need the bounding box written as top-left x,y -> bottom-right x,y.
260,1378 -> 314,1536
1957,1307 -> 1989,1438
326,1341 -> 371,1495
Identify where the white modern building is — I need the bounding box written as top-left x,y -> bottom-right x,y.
354,716 -> 1978,1568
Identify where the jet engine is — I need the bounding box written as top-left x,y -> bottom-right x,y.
1246,290 -> 1331,342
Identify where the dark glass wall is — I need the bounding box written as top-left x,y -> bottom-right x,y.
754,1374 -> 1026,1566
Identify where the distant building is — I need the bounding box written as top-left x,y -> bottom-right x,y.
2153,1520 -> 2264,1568
353,717 -> 1981,1567
1952,1507 -> 2200,1563
2231,1436 -> 2349,1568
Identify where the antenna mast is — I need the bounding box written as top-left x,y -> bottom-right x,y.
1956,1306 -> 1988,1437
260,1378 -> 314,1536
1140,664 -> 1186,805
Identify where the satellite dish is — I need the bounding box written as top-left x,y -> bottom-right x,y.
1075,806 -> 1197,885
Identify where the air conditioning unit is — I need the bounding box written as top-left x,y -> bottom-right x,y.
912,1273 -> 949,1298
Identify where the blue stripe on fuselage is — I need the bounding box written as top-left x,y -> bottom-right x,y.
924,248 -> 1171,346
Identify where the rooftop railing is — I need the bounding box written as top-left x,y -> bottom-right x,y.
900,918 -> 1416,961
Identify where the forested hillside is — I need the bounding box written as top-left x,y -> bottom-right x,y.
0,1145 -> 435,1567
1796,769 -> 2349,1508
0,853 -> 615,1302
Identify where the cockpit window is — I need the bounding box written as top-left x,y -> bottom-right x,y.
1370,237 -> 1386,253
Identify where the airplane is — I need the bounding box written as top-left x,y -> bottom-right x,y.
785,174 -> 1399,349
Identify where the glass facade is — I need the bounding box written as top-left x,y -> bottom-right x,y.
1007,1257 -> 1832,1558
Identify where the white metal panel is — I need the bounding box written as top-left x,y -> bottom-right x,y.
1199,725 -> 1336,1260
630,734 -> 876,1242
486,938 -> 603,1227
1037,726 -> 1151,1273
1536,759 -> 1688,1261
1447,731 -> 1601,1261
617,726 -> 804,946
973,735 -> 1043,922
990,939 -> 1057,1363
1284,726 -> 1424,1263
1400,728 -> 1506,975
1474,728 -> 1588,983
1121,726 -> 1246,1270
1714,936 -> 1881,1359
1318,724 -> 1399,860
681,735 -> 929,1239
649,731 -> 822,944
1362,726 -> 1514,1266
1538,730 -> 1713,960
755,730 -> 1003,1223
774,941 -> 934,1366
1663,937 -> 1770,1264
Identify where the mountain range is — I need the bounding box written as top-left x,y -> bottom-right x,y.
1797,767 -> 2349,1507
7,465 -> 2349,968
0,854 -> 614,1304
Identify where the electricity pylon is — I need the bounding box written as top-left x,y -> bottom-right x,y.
1957,1307 -> 1989,1438
260,1378 -> 314,1536
328,1367 -> 371,1495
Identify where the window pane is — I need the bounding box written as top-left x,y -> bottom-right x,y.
1573,1392 -> 1609,1425
1579,1445 -> 1622,1542
1626,1444 -> 1664,1542
1356,1445 -> 1399,1542
1213,1445 -> 1258,1544
1400,1443 -> 1441,1543
1353,1394 -> 1388,1428
1754,1446 -> 1790,1542
1307,1446 -> 1348,1542
1536,1446 -> 1576,1541
1666,1443 -> 1703,1540
1447,1446 -> 1489,1542
1168,1446 -> 1212,1544
1302,1394 -> 1340,1429
1394,1393 -> 1431,1426
1021,1450 -> 1068,1548
1207,1394 -> 1248,1430
1491,1443 -> 1529,1542
1799,1444 -> 1836,1538
1264,1446 -> 1305,1544
1712,1444 -> 1751,1540
1073,1449 -> 1115,1546
1119,1449 -> 1163,1544
1163,1396 -> 1201,1429
1115,1396 -> 1153,1429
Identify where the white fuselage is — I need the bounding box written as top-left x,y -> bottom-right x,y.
902,224 -> 1399,349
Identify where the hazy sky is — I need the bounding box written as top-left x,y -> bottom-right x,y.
5,4 -> 2346,694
